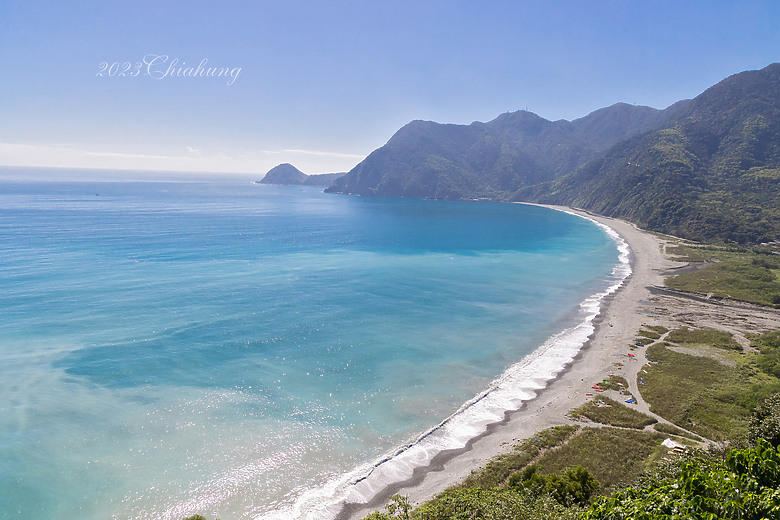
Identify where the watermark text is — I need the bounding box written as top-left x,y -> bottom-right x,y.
96,55 -> 241,86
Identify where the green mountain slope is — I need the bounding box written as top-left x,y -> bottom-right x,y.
521,63 -> 780,243
326,103 -> 678,200
325,63 -> 779,244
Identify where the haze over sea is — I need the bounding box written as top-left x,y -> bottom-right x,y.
0,170 -> 626,520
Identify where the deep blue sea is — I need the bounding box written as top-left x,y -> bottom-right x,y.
0,171 -> 627,520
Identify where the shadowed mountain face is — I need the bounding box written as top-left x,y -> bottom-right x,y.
326,64 -> 780,244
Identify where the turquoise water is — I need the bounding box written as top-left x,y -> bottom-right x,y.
0,173 -> 624,520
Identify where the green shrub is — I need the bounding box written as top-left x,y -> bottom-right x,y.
666,252 -> 780,306
412,488 -> 581,520
509,464 -> 600,507
585,440 -> 780,519
749,392 -> 780,448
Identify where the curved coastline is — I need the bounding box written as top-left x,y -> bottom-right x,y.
330,205 -> 675,520
267,205 -> 661,520
352,206 -> 676,520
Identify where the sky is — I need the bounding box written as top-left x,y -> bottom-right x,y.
0,0 -> 779,177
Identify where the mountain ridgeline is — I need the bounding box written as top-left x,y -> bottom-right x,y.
325,64 -> 780,244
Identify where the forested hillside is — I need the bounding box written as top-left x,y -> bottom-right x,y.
520,63 -> 780,243
326,64 -> 780,244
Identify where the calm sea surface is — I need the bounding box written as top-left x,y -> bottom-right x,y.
0,173 -> 623,519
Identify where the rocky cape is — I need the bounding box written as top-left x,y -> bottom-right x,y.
257,163 -> 345,187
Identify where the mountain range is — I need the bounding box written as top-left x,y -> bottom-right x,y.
322,63 -> 780,244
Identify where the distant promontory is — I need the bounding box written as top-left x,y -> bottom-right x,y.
256,163 -> 346,186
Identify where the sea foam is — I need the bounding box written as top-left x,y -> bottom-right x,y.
261,211 -> 631,520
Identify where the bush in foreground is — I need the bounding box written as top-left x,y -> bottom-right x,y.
364,490 -> 581,520
749,392 -> 780,448
585,439 -> 780,519
508,464 -> 599,507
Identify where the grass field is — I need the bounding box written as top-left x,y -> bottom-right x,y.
665,244 -> 780,306
532,427 -> 665,492
666,326 -> 743,350
571,396 -> 655,429
457,425 -> 579,490
652,422 -> 703,441
640,341 -> 777,440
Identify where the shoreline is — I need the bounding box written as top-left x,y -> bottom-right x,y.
339,206 -> 678,519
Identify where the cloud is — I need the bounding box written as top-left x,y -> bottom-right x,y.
0,142 -> 364,176
280,149 -> 366,159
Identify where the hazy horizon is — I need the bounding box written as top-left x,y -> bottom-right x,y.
1,1 -> 779,176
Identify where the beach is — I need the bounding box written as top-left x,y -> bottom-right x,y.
1,184 -> 626,520
340,205 -> 780,519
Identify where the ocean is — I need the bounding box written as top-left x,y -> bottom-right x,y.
0,171 -> 628,520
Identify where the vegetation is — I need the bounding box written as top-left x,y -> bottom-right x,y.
356,399 -> 780,520
665,243 -> 727,262
508,465 -> 599,507
750,330 -> 780,377
522,64 -> 780,244
593,375 -> 630,393
665,326 -> 743,351
642,342 -> 757,439
458,425 -> 578,489
652,422 -> 703,441
636,329 -> 661,340
571,396 -> 656,429
456,427 -> 664,498
364,489 -> 582,520
327,104 -> 670,202
529,428 -> 664,491
585,440 -> 780,519
749,393 -> 780,448
644,325 -> 669,335
637,328 -> 780,443
666,248 -> 780,306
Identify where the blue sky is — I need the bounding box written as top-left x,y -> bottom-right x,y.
0,0 -> 778,176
